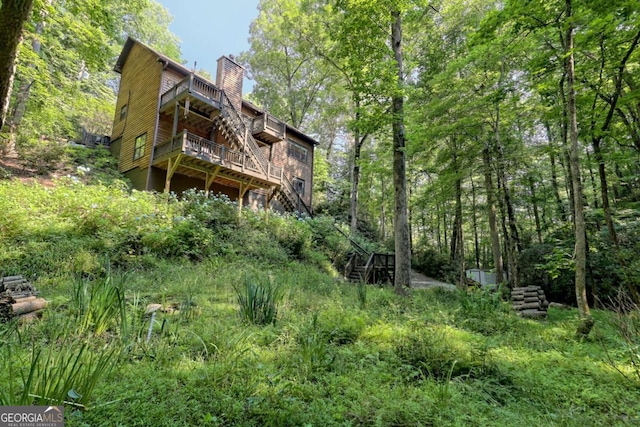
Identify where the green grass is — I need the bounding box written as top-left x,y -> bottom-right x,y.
0,180 -> 639,426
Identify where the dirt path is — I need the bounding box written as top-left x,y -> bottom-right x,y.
410,269 -> 457,291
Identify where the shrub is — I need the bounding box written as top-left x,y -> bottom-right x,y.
271,215 -> 312,260
17,137 -> 66,174
307,216 -> 351,269
456,287 -> 515,335
519,243 -> 576,305
235,273 -> 283,325
64,145 -> 124,185
394,326 -> 498,382
71,274 -> 126,336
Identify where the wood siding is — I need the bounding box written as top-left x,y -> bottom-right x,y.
111,43 -> 163,173
162,68 -> 183,94
270,135 -> 314,208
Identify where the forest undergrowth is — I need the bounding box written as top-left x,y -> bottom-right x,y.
0,177 -> 639,426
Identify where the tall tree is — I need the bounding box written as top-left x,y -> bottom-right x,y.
0,0 -> 34,131
564,0 -> 593,337
241,0 -> 341,129
391,8 -> 411,293
3,0 -> 181,153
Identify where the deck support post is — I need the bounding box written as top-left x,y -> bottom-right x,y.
172,103 -> 179,137
164,154 -> 183,193
165,158 -> 172,192
237,179 -> 254,217
205,166 -> 221,196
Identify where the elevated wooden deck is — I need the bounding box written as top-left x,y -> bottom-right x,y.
160,74 -> 223,117
251,113 -> 286,143
153,130 -> 283,191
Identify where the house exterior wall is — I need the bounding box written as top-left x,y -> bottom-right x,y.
270,135 -> 314,208
111,43 -> 162,174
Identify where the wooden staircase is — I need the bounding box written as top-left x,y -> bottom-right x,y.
335,225 -> 395,285
348,265 -> 366,282
214,93 -> 311,215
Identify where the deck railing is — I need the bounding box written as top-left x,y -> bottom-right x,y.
154,130 -> 281,181
265,115 -> 286,138
268,164 -> 283,181
160,74 -> 222,108
252,113 -> 286,139
364,253 -> 395,284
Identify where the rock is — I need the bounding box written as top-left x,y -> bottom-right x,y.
519,309 -> 547,319
145,303 -> 162,314
548,302 -> 567,309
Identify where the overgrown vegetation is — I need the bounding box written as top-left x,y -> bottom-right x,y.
0,179 -> 639,425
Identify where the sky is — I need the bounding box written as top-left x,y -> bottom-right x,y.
157,0 -> 260,93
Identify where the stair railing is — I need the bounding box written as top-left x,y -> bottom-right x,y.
219,92 -> 269,178
218,90 -> 314,216
280,174 -> 311,216
344,253 -> 359,281
332,223 -> 370,258
363,253 -> 376,283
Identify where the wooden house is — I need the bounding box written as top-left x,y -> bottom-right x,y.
109,37 -> 316,215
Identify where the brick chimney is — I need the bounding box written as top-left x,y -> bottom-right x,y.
216,55 -> 244,112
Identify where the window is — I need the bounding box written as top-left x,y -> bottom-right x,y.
292,177 -> 305,196
287,140 -> 308,164
133,133 -> 146,160
119,104 -> 128,121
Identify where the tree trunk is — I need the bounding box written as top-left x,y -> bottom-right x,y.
380,173 -> 386,239
442,201 -> 448,252
7,6 -> 47,152
391,10 -> 411,294
452,153 -> 465,287
494,90 -> 520,287
546,123 -> 568,222
483,146 -> 504,283
585,150 -> 599,211
559,76 -> 576,223
565,0 -> 593,338
0,0 -> 34,131
409,176 -> 414,254
528,175 -> 543,244
436,200 -> 442,252
471,175 -> 480,269
349,106 -> 366,234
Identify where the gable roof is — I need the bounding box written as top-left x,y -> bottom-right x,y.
114,36 -> 191,75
